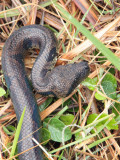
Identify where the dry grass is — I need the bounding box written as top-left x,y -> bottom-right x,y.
0,0 -> 120,160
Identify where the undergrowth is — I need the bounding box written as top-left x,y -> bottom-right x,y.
0,0 -> 120,160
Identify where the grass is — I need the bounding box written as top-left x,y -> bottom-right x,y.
0,0 -> 120,159
10,107 -> 26,158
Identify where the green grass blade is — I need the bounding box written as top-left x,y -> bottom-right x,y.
54,3 -> 120,70
10,106 -> 26,158
88,134 -> 113,149
0,1 -> 57,19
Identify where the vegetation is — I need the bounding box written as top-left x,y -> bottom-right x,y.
0,0 -> 120,159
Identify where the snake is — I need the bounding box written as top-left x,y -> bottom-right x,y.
2,25 -> 90,160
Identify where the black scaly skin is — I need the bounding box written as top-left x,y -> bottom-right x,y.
2,25 -> 90,160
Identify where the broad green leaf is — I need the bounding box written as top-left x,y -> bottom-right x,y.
87,113 -> 118,132
95,92 -> 106,100
116,115 -> 120,123
48,118 -> 72,142
99,113 -> 118,130
43,118 -> 51,128
60,114 -> 75,125
75,132 -> 83,141
102,73 -> 117,88
101,73 -> 117,99
82,77 -> 98,91
107,117 -> 118,130
102,81 -> 116,99
41,128 -> 51,145
112,94 -> 120,118
87,113 -> 98,125
0,87 -> 6,97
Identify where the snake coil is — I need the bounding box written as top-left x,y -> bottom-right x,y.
2,25 -> 90,160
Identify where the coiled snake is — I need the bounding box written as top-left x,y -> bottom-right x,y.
2,25 -> 90,160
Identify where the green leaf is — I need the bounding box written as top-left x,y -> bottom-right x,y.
41,128 -> 51,145
60,114 -> 75,125
47,118 -> 72,142
116,115 -> 120,123
95,92 -> 106,100
83,73 -> 117,100
87,113 -> 98,125
43,118 -> 51,128
0,87 -> 6,97
100,113 -> 118,130
102,81 -> 116,99
10,107 -> 26,158
49,115 -> 110,154
3,125 -> 15,136
112,94 -> 120,118
107,117 -> 118,130
101,73 -> 117,99
104,0 -> 112,6
82,77 -> 98,91
54,3 -> 120,70
75,132 -> 83,141
87,113 -> 118,132
102,73 -> 117,89
6,125 -> 16,132
39,97 -> 53,112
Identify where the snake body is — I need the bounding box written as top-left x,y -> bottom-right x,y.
2,25 -> 90,160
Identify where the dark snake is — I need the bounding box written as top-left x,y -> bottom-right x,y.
2,25 -> 90,160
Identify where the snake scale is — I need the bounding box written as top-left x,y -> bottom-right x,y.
2,25 -> 90,160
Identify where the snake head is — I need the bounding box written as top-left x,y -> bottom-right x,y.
49,60 -> 90,98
